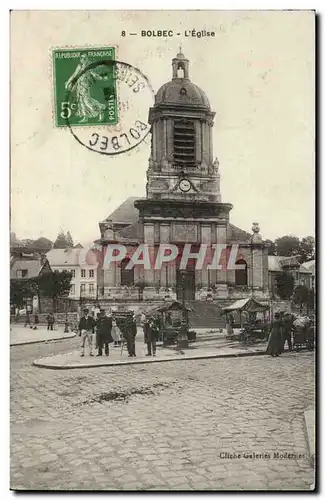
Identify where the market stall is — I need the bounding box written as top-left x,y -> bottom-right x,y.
221,297 -> 270,341
156,301 -> 195,347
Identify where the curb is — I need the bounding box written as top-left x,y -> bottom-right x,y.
10,333 -> 76,347
304,408 -> 315,467
33,349 -> 268,370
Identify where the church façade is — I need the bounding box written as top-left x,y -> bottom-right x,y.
96,52 -> 269,303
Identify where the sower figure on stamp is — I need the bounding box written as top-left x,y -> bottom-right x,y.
144,317 -> 159,357
96,309 -> 113,356
79,308 -> 96,357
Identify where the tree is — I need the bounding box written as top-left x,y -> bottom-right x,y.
275,235 -> 300,257
307,289 -> 315,314
37,270 -> 72,302
66,231 -> 74,248
264,239 -> 276,256
32,237 -> 53,253
293,285 -> 310,314
10,279 -> 38,309
299,236 -> 315,263
276,272 -> 295,300
53,230 -> 70,249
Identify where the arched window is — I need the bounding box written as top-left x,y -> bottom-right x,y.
120,259 -> 134,286
235,259 -> 248,286
177,67 -> 185,78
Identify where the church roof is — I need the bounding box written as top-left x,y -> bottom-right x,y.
227,224 -> 251,243
155,79 -> 210,109
102,197 -> 142,225
115,221 -> 144,243
102,197 -> 257,246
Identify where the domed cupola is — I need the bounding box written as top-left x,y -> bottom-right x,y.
155,51 -> 211,109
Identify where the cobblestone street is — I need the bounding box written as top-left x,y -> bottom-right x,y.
10,337 -> 315,491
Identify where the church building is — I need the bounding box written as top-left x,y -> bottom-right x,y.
97,52 -> 269,304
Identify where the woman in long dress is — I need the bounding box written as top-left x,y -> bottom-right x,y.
266,312 -> 283,357
65,54 -> 107,123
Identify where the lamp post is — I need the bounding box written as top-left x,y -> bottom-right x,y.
64,298 -> 69,333
250,246 -> 254,296
177,271 -> 188,349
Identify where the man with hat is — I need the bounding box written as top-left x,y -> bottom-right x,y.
96,308 -> 113,356
125,312 -> 137,357
79,307 -> 96,357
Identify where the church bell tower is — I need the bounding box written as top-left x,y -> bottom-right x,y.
145,51 -> 221,202
134,51 -> 233,300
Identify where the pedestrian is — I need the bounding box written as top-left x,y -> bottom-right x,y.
46,313 -> 55,331
79,308 -> 96,357
33,314 -> 39,330
282,312 -> 293,352
111,316 -> 122,346
24,311 -> 31,328
144,316 -> 159,356
226,313 -> 235,336
125,313 -> 137,357
266,312 -> 283,357
96,309 -> 113,356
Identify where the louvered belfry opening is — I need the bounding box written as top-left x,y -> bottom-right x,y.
173,119 -> 196,167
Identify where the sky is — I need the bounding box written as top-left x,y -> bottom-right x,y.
10,10 -> 315,245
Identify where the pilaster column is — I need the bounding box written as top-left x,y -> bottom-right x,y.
160,223 -> 174,288
195,121 -> 202,164
208,120 -> 214,165
167,119 -> 174,162
201,225 -> 211,287
152,121 -> 157,160
202,121 -> 209,165
216,225 -> 227,283
144,223 -> 155,286
162,118 -> 167,159
251,246 -> 263,288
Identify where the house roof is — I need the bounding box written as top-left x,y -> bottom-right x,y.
102,197 -> 143,225
222,297 -> 269,313
46,248 -> 82,266
268,256 -> 282,272
157,300 -> 193,312
268,255 -> 312,274
299,264 -> 312,274
10,259 -> 46,279
303,260 -> 315,275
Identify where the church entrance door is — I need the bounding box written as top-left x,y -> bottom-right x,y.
176,269 -> 196,301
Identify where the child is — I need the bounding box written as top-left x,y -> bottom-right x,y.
111,318 -> 122,346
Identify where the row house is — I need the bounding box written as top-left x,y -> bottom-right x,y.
46,248 -> 98,299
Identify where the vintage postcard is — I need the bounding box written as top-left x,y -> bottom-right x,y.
10,10 -> 315,492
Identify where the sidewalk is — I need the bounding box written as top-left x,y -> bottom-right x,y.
33,330 -> 269,369
10,325 -> 76,346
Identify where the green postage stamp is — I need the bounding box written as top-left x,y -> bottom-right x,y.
52,46 -> 118,127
